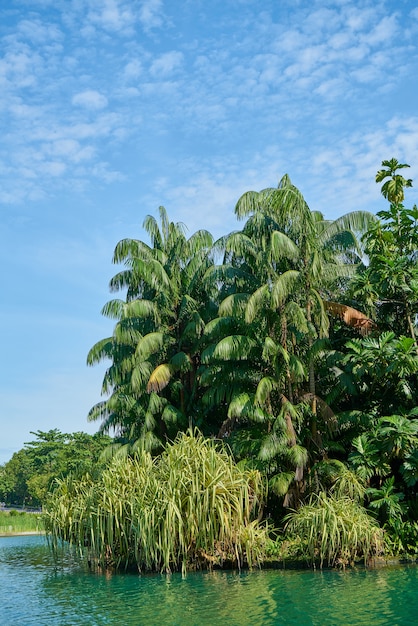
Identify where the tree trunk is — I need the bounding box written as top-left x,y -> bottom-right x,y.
404,298 -> 418,353
306,284 -> 318,442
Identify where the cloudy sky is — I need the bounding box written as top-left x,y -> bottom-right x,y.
1,0 -> 418,464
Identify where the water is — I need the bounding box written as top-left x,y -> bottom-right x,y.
1,535 -> 417,625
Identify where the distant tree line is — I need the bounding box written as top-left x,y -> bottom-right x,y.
0,430 -> 111,507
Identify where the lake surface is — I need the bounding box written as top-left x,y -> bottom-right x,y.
1,535 -> 417,625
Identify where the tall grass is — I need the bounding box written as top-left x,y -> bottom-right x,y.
284,492 -> 384,568
0,511 -> 43,534
44,431 -> 270,573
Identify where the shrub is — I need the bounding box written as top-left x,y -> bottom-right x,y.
284,492 -> 384,568
44,431 -> 270,573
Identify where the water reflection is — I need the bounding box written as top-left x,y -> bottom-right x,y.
1,536 -> 417,625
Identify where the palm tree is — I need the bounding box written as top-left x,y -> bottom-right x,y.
236,176 -> 374,438
201,175 -> 374,506
87,207 -> 215,449
236,174 -> 373,393
353,159 -> 418,349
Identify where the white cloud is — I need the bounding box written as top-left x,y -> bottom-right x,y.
16,18 -> 63,45
138,0 -> 164,31
0,0 -> 417,211
123,59 -> 143,80
150,51 -> 184,76
46,138 -> 95,163
86,0 -> 137,34
72,90 -> 108,110
364,15 -> 399,46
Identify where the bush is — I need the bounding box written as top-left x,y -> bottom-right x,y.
284,492 -> 384,568
44,431 -> 271,573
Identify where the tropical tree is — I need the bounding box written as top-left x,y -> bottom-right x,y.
87,207 -> 215,450
200,174 -> 374,507
350,159 -> 418,348
233,174 -> 374,426
348,434 -> 391,484
367,476 -> 405,526
0,430 -> 111,507
340,332 -> 418,415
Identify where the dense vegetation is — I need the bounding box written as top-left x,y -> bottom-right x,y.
5,159 -> 418,569
0,430 -> 111,508
45,431 -> 270,573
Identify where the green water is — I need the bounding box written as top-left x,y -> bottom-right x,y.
1,535 -> 417,625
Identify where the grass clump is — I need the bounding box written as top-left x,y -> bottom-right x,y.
0,511 -> 43,534
44,430 -> 270,573
284,492 -> 384,568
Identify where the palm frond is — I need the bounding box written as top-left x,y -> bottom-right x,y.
325,301 -> 376,335
255,376 -> 276,405
147,363 -> 174,393
135,332 -> 167,360
271,270 -> 301,308
271,230 -> 299,262
203,335 -> 257,362
219,293 -> 250,318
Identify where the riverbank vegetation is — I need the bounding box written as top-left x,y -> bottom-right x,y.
45,431 -> 270,572
2,159 -> 417,570
0,510 -> 43,535
0,430 -> 112,508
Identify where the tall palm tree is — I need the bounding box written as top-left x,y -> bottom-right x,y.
87,207 -> 215,449
202,175 -> 374,505
234,175 -> 374,435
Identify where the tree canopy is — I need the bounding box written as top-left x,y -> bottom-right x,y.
35,160 -> 418,567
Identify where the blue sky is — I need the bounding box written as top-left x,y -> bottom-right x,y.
1,0 -> 418,464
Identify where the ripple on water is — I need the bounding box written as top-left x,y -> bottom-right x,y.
1,536 -> 418,625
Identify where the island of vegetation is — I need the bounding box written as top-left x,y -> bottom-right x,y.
1,159 -> 417,572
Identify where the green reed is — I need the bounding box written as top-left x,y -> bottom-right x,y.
44,431 -> 270,573
284,492 -> 384,568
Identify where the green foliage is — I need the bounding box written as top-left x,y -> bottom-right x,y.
0,430 -> 112,507
339,333 -> 418,416
44,431 -> 270,573
82,162 -> 417,560
309,459 -> 366,503
0,511 -> 43,534
375,158 -> 412,204
284,493 -> 384,568
383,518 -> 418,556
351,159 -> 418,346
367,476 -> 405,525
87,207 -> 215,446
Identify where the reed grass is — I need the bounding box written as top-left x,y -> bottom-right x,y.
284,492 -> 384,568
44,431 -> 270,573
